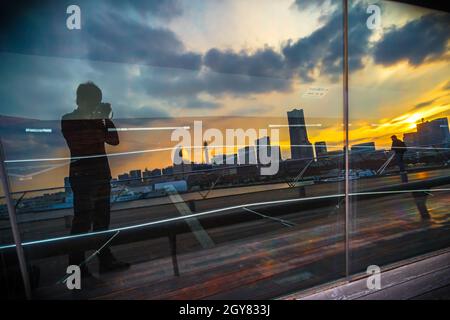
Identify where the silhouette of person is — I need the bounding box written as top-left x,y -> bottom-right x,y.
61,82 -> 129,276
391,135 -> 408,183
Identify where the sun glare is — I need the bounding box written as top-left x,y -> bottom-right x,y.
405,113 -> 422,125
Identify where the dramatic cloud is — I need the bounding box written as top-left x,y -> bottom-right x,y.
294,0 -> 330,10
112,0 -> 183,20
0,0 -> 199,70
204,48 -> 287,79
140,67 -> 292,98
413,97 -> 441,110
283,3 -> 373,81
1,0 -> 448,122
0,53 -> 79,119
293,0 -> 339,16
84,12 -> 201,70
202,2 -> 374,83
373,13 -> 450,66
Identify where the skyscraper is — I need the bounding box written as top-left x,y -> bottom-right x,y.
255,136 -> 271,164
402,117 -> 450,148
238,146 -> 256,165
287,108 -> 314,160
416,118 -> 449,147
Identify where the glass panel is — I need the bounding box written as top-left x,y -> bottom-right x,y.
348,0 -> 450,275
0,182 -> 27,299
0,0 -> 345,299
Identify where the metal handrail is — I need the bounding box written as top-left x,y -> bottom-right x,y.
0,175 -> 448,259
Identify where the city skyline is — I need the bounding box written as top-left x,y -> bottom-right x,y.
0,0 -> 449,192
0,110 -> 449,192
110,112 -> 450,182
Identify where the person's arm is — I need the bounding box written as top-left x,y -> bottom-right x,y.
104,119 -> 119,146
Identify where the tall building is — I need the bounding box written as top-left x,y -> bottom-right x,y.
129,169 -> 142,182
255,136 -> 271,164
287,108 -> 314,160
403,132 -> 418,147
416,118 -> 449,147
314,141 -> 328,158
225,154 -> 238,165
403,117 -> 449,148
238,146 -> 256,165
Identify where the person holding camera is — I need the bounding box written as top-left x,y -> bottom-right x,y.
61,82 -> 129,277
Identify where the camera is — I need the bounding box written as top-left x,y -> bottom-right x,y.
92,102 -> 112,119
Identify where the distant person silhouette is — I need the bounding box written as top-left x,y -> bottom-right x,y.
391,135 -> 408,183
61,82 -> 129,276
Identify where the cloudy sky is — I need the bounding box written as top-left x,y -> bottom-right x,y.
0,0 -> 449,191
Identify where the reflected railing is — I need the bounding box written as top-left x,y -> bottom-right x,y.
2,142 -> 448,224
1,169 -> 448,251
1,145 -> 448,298
0,174 -> 448,294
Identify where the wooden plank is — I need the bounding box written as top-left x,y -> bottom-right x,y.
299,251 -> 450,300
358,265 -> 450,300
32,191 -> 450,300
411,284 -> 450,300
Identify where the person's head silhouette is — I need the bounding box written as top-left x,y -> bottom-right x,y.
76,82 -> 102,113
391,135 -> 398,142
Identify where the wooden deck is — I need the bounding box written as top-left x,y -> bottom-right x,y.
291,250 -> 450,300
32,189 -> 450,300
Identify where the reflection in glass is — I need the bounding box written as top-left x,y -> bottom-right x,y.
348,0 -> 450,274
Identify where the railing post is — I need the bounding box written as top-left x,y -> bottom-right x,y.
343,0 -> 350,280
0,138 -> 32,299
